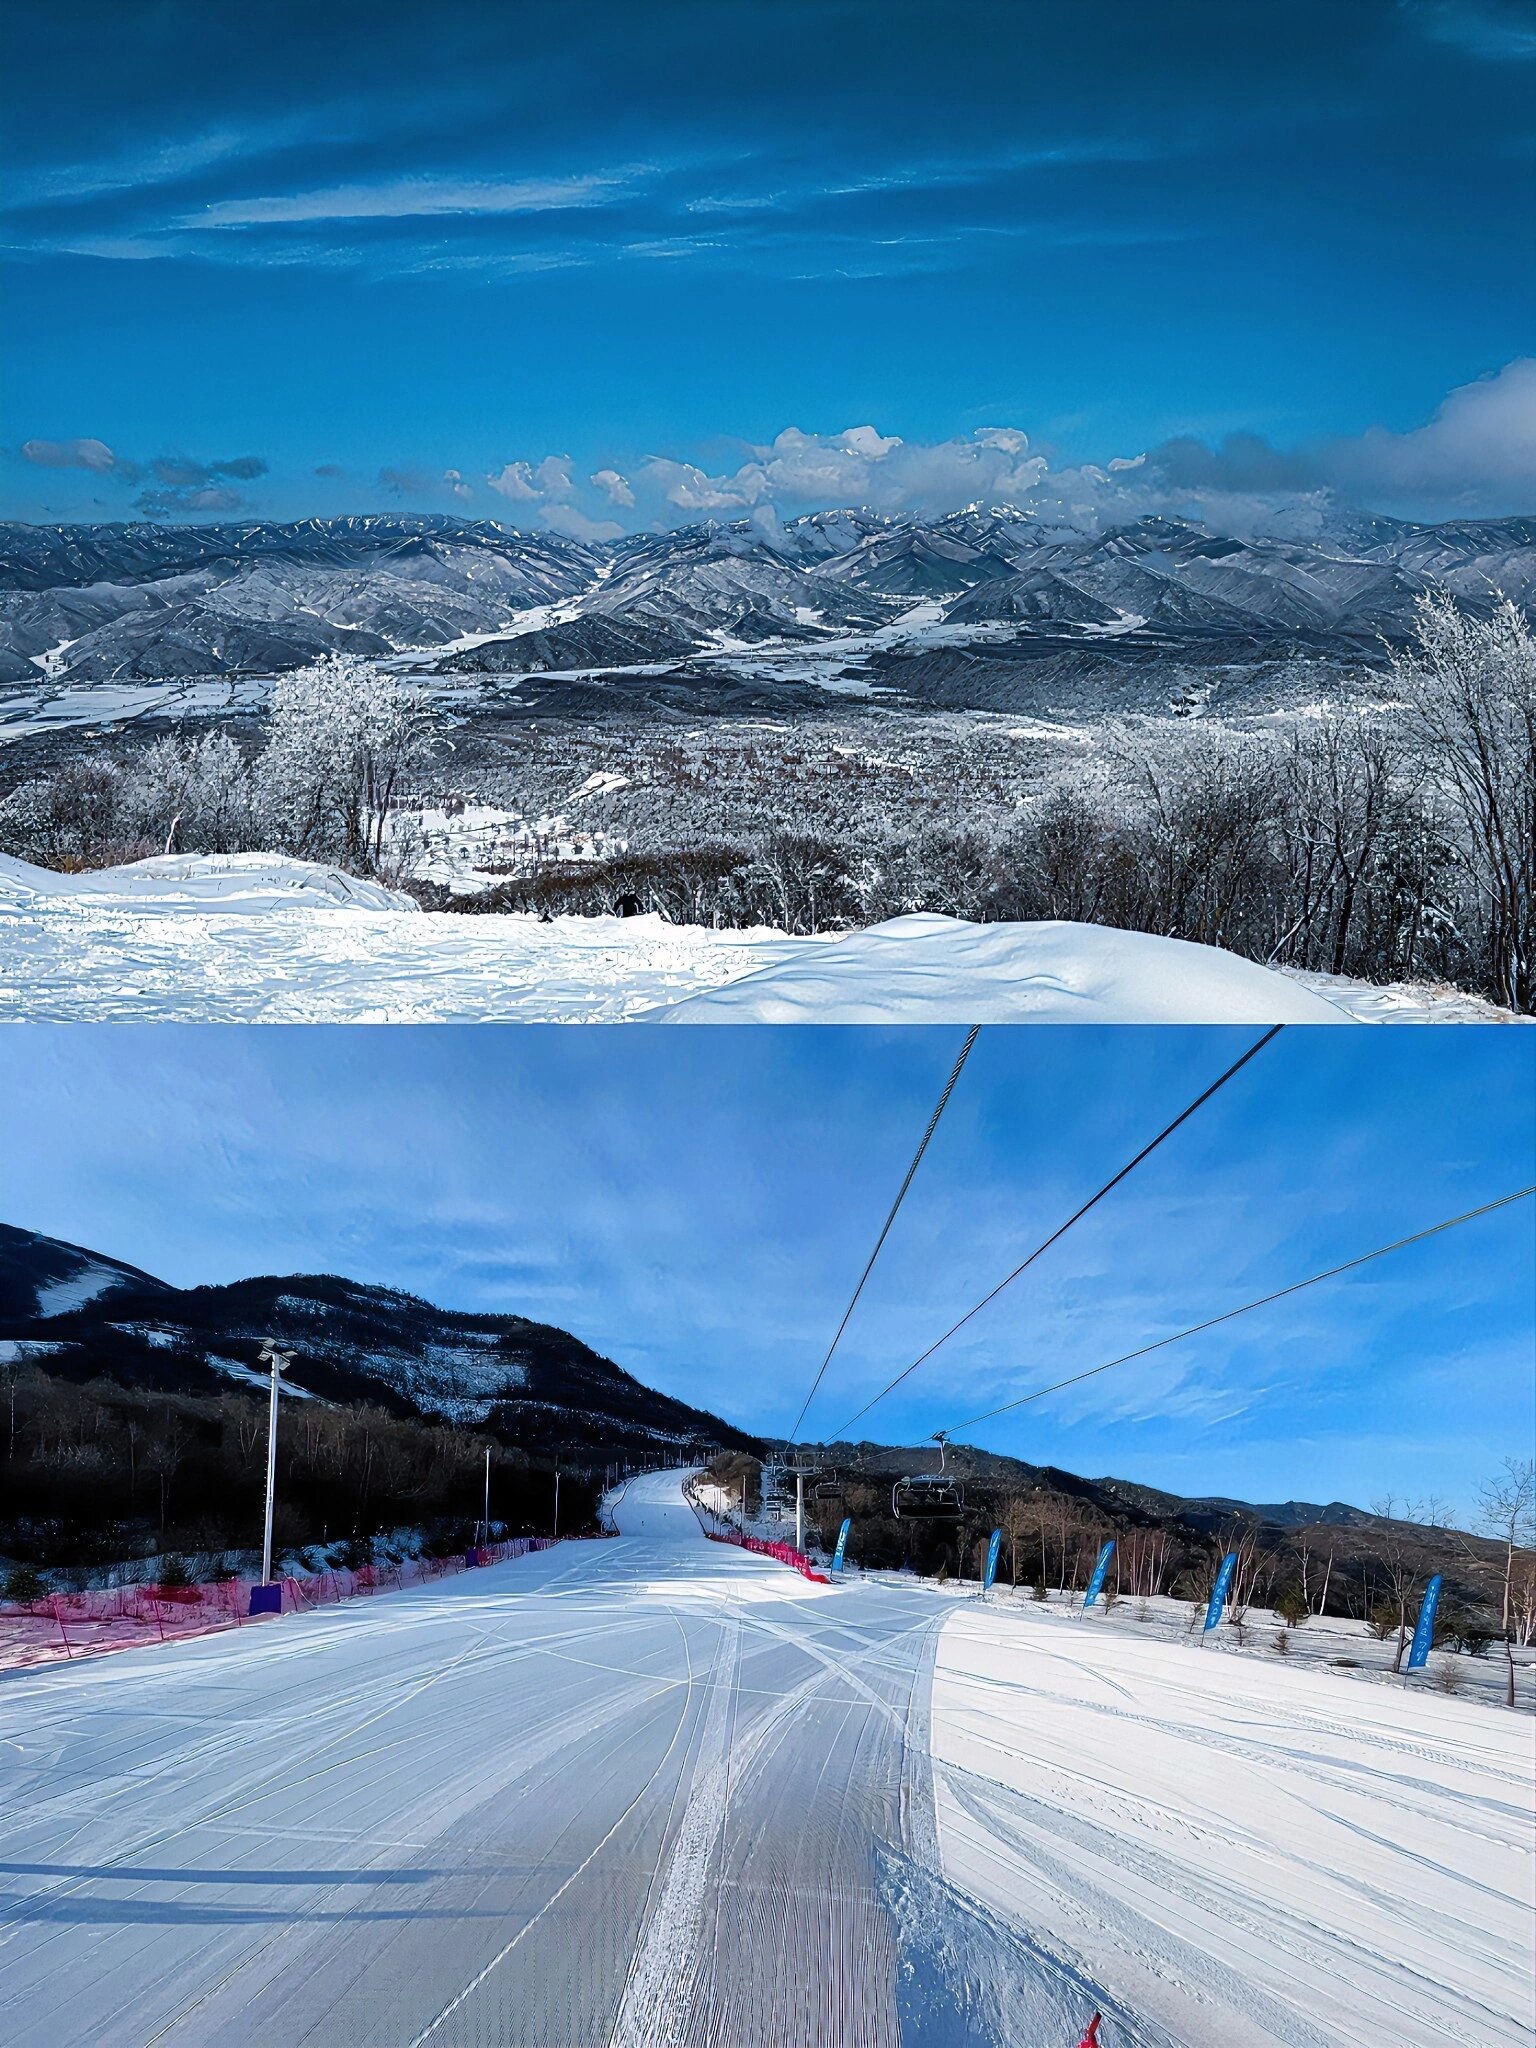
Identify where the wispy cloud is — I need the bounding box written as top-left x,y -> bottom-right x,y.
1401,0 -> 1536,59
5,126 -> 292,212
191,170 -> 644,228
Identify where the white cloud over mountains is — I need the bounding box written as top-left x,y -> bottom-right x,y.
21,362 -> 1534,533
1320,357 -> 1536,505
20,436 -> 131,476
470,361 -> 1536,540
632,424 -> 1048,517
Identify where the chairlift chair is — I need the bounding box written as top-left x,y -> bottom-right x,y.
892,1432 -> 966,1521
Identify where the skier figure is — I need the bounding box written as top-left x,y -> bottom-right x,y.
1076,2016 -> 1103,2047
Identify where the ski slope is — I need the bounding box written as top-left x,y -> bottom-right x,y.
930,1600 -> 1534,2048
0,1474 -> 1528,2046
2,850 -> 1503,1022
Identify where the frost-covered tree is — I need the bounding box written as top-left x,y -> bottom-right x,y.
121,731 -> 257,854
0,759 -> 141,869
1392,595 -> 1536,1010
1476,1457 -> 1536,1642
256,654 -> 436,872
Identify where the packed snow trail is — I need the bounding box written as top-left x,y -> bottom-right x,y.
929,1599 -> 1535,2048
1,1476 -> 1527,2046
0,1476 -> 971,2047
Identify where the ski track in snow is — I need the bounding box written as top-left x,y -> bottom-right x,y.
2,1473 -> 1530,2047
928,1602 -> 1535,2048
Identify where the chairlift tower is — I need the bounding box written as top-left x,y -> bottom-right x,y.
782,1451 -> 826,1556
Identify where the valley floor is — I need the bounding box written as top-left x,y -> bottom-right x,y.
1,1473 -> 1528,2048
1,852 -> 1516,1023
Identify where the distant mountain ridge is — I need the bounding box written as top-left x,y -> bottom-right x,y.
0,1223 -> 749,1455
1,507 -> 1531,696
840,1443 -> 1452,1545
1,1223 -> 1479,1547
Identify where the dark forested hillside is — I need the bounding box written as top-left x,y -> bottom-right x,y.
0,1222 -> 752,1450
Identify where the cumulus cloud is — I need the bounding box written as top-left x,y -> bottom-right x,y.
591,467 -> 636,508
1319,357 -> 1536,508
378,465 -> 433,496
134,483 -> 247,517
151,453 -> 268,487
94,359 -> 1525,538
374,464 -> 478,504
483,452 -> 624,537
485,454 -> 580,502
19,437 -> 278,517
1093,358 -> 1536,529
629,422 -> 1050,519
539,503 -> 624,541
19,438 -> 275,511
21,435 -> 140,480
694,366 -> 1527,530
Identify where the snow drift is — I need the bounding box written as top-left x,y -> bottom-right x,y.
649,912 -> 1352,1024
0,850 -> 1495,1023
0,848 -> 413,913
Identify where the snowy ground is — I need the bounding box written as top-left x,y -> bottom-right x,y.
3,850 -> 1510,1022
929,1598 -> 1534,2048
2,1472 -> 1529,2048
0,670 -> 266,743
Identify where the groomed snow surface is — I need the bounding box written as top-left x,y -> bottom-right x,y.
2,850 -> 1514,1022
1,1473 -> 1528,2048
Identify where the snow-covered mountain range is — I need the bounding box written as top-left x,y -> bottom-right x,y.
0,1222 -> 748,1451
2,508 -> 1531,699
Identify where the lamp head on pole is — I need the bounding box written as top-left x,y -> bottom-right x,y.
258,1342 -> 293,1374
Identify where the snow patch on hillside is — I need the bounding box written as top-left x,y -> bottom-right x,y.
207,1353 -> 320,1399
32,1268 -> 125,1316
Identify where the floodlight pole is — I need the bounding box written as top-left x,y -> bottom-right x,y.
482,1445 -> 491,1544
257,1343 -> 292,1586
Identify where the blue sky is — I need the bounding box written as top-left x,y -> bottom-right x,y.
2,0 -> 1533,532
5,1025 -> 1531,1519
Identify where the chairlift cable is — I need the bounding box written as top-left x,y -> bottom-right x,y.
830,1025 -> 1284,1437
785,1025 -> 980,1444
943,1185 -> 1534,1432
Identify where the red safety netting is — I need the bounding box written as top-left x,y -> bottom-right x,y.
704,1527 -> 831,1584
0,1533 -> 592,1672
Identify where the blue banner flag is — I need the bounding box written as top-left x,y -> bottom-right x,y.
832,1518 -> 851,1573
1406,1574 -> 1443,1671
1203,1552 -> 1239,1633
984,1528 -> 1002,1593
1083,1540 -> 1115,1607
